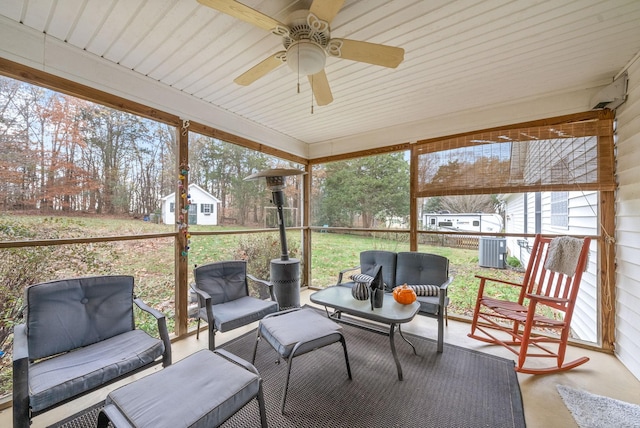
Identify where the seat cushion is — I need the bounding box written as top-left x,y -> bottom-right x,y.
29,329 -> 164,412
396,252 -> 449,287
26,275 -> 135,360
105,350 -> 260,428
416,295 -> 449,315
360,251 -> 397,292
258,308 -> 342,358
193,261 -> 249,305
204,296 -> 278,332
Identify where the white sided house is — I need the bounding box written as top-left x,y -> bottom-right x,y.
499,131 -> 600,343
502,190 -> 598,344
160,184 -> 221,226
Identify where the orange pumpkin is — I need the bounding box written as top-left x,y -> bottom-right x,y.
393,284 -> 417,304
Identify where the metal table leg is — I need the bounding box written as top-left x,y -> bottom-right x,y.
389,323 -> 403,380
398,324 -> 417,355
321,307 -> 414,381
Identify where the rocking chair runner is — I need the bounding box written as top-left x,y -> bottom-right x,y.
468,234 -> 591,374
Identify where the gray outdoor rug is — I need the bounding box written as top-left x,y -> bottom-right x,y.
557,384 -> 640,428
50,316 -> 525,428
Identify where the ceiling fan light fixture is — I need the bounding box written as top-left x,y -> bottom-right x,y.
286,40 -> 326,76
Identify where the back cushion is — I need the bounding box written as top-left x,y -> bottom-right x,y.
360,251 -> 397,292
396,252 -> 449,287
26,275 -> 135,360
194,261 -> 248,305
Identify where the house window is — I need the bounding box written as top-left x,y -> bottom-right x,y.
523,193 -> 528,234
551,192 -> 568,228
535,192 -> 542,233
170,202 -> 175,213
201,204 -> 213,214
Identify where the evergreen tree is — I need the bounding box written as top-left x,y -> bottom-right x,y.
319,152 -> 409,228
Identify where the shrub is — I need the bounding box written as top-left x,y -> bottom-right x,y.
506,255 -> 522,268
233,233 -> 300,298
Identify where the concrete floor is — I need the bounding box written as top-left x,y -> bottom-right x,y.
2,288 -> 639,428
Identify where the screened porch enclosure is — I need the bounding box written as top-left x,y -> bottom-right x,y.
0,61 -> 618,409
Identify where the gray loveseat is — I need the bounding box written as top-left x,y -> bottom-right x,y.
337,250 -> 452,352
13,275 -> 172,428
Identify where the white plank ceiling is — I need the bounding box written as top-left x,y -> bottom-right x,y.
2,0 -> 640,151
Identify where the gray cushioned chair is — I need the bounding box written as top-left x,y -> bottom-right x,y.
337,251 -> 452,352
12,275 -> 171,428
192,260 -> 279,350
396,252 -> 452,353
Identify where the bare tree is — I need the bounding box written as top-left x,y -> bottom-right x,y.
440,194 -> 496,213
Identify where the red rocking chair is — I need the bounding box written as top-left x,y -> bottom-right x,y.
468,234 -> 591,374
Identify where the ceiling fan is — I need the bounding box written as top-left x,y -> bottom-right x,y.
197,0 -> 405,106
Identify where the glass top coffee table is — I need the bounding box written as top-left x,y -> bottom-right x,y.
310,286 -> 420,380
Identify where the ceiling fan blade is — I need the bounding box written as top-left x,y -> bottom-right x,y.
308,70 -> 333,106
309,0 -> 345,24
234,52 -> 285,86
197,0 -> 285,31
333,39 -> 405,68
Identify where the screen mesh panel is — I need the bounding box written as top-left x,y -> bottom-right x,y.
414,117 -> 614,197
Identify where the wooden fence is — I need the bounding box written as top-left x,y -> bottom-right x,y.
419,234 -> 480,250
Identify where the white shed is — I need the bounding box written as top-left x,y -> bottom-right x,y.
160,183 -> 220,226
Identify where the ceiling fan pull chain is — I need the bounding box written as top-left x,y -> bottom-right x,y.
311,75 -> 314,114
297,42 -> 301,94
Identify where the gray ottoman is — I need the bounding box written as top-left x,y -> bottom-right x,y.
97,349 -> 266,427
251,307 -> 352,413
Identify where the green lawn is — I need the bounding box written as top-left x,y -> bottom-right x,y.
1,214 -> 527,397
308,231 -> 524,316
1,215 -> 525,320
